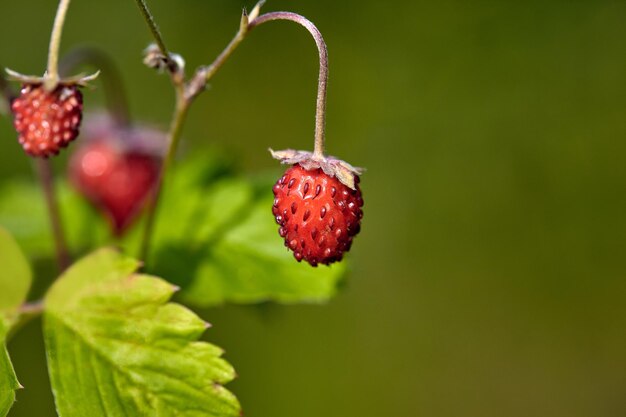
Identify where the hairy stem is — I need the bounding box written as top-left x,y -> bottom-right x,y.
60,47 -> 131,126
139,86 -> 189,263
137,5 -> 331,263
133,0 -> 189,264
35,159 -> 70,272
202,11 -> 329,157
133,0 -> 173,67
250,13 -> 328,158
201,20 -> 249,83
46,0 -> 72,88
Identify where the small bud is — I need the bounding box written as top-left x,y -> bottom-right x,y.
248,0 -> 266,22
143,43 -> 166,70
240,9 -> 249,33
142,44 -> 185,78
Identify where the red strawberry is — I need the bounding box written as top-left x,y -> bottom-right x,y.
272,164 -> 363,266
69,114 -> 164,235
11,83 -> 83,157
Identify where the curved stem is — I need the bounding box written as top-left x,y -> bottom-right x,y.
46,0 -> 72,88
201,11 -> 329,158
60,47 -> 131,126
249,12 -> 328,158
139,86 -> 189,264
35,159 -> 70,272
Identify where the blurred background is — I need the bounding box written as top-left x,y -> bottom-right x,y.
1,0 -> 626,416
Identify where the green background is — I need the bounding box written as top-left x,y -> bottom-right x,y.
1,0 -> 626,416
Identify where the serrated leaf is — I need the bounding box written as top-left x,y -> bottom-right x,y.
0,227 -> 32,416
43,248 -> 240,417
152,176 -> 347,307
0,321 -> 19,417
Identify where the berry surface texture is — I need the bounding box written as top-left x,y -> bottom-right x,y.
273,164 -> 364,266
11,84 -> 83,157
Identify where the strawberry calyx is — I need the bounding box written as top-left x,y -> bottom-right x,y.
269,148 -> 363,190
5,68 -> 99,91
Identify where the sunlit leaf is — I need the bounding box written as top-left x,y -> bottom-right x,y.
152,176 -> 347,307
0,227 -> 32,417
44,248 -> 240,417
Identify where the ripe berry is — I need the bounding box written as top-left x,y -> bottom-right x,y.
11,83 -> 83,157
69,115 -> 164,235
272,164 -> 363,266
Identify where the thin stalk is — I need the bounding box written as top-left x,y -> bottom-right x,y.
250,13 -> 328,158
139,86 -> 189,263
7,301 -> 45,342
35,159 -> 70,271
133,0 -> 170,63
46,0 -> 72,88
135,5 -> 331,262
203,12 -> 329,157
201,20 -> 248,82
133,0 -> 189,264
60,47 -> 131,126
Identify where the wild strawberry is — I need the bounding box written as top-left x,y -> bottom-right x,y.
69,114 -> 164,235
11,83 -> 83,157
271,151 -> 364,266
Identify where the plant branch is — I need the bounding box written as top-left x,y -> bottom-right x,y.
139,86 -> 189,264
138,4 -> 332,263
46,0 -> 72,88
197,10 -> 329,157
35,159 -> 70,272
133,0 -> 175,70
249,12 -> 328,158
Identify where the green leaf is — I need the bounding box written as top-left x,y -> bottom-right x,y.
43,248 -> 240,417
0,180 -> 108,259
0,321 -> 19,417
0,227 -> 32,417
152,176 -> 347,307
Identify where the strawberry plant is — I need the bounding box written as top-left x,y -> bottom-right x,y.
0,0 -> 364,416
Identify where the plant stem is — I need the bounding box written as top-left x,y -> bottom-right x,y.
46,0 -> 72,88
59,47 -> 131,126
139,86 -> 189,263
201,25 -> 248,83
18,300 -> 44,315
6,301 -> 45,341
203,12 -> 329,158
133,0 -> 171,64
35,159 -> 70,271
136,5 -> 331,263
132,0 -> 190,264
250,13 -> 328,158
